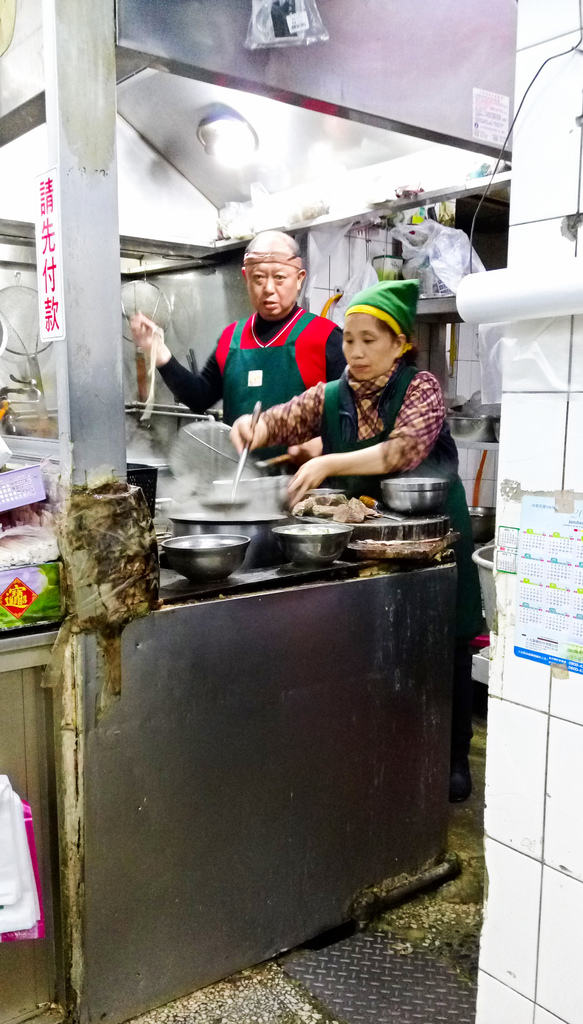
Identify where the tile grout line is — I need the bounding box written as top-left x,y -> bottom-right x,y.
517,27 -> 583,54
530,661 -> 552,1016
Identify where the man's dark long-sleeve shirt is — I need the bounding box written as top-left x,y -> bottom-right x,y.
159,305 -> 345,414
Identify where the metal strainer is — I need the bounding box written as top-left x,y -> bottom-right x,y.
0,285 -> 50,359
121,280 -> 172,341
170,421 -> 259,496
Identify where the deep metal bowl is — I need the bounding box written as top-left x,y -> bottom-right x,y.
162,534 -> 250,582
272,523 -> 353,566
380,477 -> 449,515
169,513 -> 290,570
469,506 -> 496,543
447,415 -> 499,443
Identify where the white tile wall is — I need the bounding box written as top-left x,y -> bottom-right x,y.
511,34 -> 583,227
550,666 -> 583,727
507,218 -> 578,271
475,971 -> 534,1024
484,697 -> 548,858
501,616 -> 552,713
479,838 -> 542,999
563,391 -> 583,490
544,718 -> 583,882
517,0 -> 582,51
480,5 -> 583,1024
497,393 -> 568,492
537,867 -> 583,1024
534,1008 -> 570,1024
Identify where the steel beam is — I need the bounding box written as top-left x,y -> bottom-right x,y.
42,0 -> 125,482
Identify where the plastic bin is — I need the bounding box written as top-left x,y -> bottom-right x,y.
0,465 -> 46,512
471,542 -> 496,633
127,464 -> 158,518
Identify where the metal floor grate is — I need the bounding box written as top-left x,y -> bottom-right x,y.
283,931 -> 477,1024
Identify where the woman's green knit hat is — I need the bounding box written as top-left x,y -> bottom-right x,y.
346,279 -> 420,336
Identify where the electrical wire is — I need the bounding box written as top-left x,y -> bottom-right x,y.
469,3 -> 583,269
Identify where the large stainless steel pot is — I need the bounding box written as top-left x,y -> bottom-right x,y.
169,512 -> 291,570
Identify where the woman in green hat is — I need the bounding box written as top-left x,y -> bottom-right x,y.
231,279 -> 483,802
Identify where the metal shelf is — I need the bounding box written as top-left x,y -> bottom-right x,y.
416,296 -> 460,321
0,171 -> 511,269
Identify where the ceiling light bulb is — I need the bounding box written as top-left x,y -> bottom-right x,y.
197,106 -> 259,168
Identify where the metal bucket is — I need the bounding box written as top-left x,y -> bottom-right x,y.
169,513 -> 290,570
471,542 -> 496,632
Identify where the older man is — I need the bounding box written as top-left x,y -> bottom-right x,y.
130,231 -> 345,434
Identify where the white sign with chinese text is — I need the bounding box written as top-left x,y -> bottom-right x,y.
472,88 -> 510,147
34,169 -> 66,342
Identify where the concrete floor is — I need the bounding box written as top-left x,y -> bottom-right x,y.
130,716 -> 487,1024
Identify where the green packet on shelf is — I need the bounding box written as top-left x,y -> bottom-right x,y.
0,562 -> 63,629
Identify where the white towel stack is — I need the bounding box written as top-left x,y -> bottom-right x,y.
0,776 -> 40,934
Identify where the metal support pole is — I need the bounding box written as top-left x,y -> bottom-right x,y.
42,0 -> 126,483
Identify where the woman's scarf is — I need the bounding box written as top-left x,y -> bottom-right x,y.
347,365 -> 398,440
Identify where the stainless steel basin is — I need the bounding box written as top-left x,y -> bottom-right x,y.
272,523 -> 353,566
380,477 -> 449,515
162,534 -> 250,582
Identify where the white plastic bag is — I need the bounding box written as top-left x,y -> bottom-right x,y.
245,0 -> 329,49
332,262 -> 379,328
392,220 -> 485,297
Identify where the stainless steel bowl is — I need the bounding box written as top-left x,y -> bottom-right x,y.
447,415 -> 498,443
469,506 -> 496,543
380,477 -> 449,515
169,513 -> 290,570
162,534 -> 250,582
272,523 -> 353,566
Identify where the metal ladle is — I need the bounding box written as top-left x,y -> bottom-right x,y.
231,400 -> 262,503
198,401 -> 263,513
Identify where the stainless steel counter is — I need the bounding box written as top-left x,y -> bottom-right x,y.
79,562 -> 456,1024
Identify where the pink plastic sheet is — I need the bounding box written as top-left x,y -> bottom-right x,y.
0,800 -> 44,941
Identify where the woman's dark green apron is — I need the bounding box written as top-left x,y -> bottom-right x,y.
321,370 -> 482,641
222,312 -> 317,459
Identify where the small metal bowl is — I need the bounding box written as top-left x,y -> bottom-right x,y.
447,415 -> 498,443
380,477 -> 449,515
272,523 -> 353,566
469,506 -> 496,543
162,534 -> 250,582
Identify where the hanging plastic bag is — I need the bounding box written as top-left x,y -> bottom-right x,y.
332,261 -> 379,328
245,0 -> 329,49
391,220 -> 485,298
0,778 -> 43,940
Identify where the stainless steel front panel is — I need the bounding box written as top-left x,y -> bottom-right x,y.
81,565 -> 456,1023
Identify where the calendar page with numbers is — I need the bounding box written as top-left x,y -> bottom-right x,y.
515,495 -> 583,674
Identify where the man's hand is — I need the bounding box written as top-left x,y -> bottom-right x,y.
287,436 -> 323,465
230,415 -> 269,454
287,455 -> 334,505
129,312 -> 172,368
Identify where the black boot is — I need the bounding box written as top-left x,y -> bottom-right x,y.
449,755 -> 472,802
